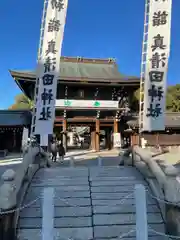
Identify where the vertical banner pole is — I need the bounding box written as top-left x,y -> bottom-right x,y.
33,0 -> 68,146
142,0 -> 172,132
135,184 -> 148,240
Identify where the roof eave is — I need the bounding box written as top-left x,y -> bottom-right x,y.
9,70 -> 32,97
10,70 -> 140,84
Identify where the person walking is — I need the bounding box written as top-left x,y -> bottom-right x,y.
58,143 -> 65,162
50,138 -> 58,162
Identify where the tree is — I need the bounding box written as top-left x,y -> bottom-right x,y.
132,84 -> 180,112
9,93 -> 34,110
166,84 -> 180,112
131,88 -> 140,111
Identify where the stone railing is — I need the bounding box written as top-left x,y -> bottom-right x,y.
121,146 -> 180,237
0,143 -> 50,240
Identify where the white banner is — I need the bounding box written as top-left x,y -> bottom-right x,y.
113,133 -> 121,148
143,0 -> 172,131
34,0 -> 68,140
55,99 -> 119,109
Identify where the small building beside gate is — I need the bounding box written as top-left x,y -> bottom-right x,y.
128,112 -> 180,148
0,110 -> 31,154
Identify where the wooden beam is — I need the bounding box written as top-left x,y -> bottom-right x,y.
62,119 -> 67,131
54,123 -> 112,127
54,124 -> 63,127
55,117 -> 115,122
100,123 -> 113,127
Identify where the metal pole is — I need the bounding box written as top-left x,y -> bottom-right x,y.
135,184 -> 148,240
42,187 -> 54,240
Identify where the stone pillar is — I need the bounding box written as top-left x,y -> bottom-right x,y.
21,127 -> 29,148
90,131 -> 96,150
95,119 -> 100,152
63,119 -> 67,152
69,132 -> 74,146
0,169 -> 16,240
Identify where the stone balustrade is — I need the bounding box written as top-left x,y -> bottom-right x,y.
121,146 -> 180,237
0,143 -> 50,240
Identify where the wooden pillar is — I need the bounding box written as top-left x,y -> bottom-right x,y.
95,119 -> 100,152
156,133 -> 159,147
131,134 -> 136,146
114,119 -> 118,133
131,133 -> 138,146
63,119 -> 67,152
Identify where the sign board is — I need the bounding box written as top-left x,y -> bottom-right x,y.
143,0 -> 172,131
33,0 -> 68,145
113,133 -> 121,148
56,99 -> 119,109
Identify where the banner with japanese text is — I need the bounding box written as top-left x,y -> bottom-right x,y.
143,0 -> 172,131
34,0 -> 68,143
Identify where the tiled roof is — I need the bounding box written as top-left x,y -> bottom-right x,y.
127,112 -> 180,128
9,56 -> 140,83
0,110 -> 31,126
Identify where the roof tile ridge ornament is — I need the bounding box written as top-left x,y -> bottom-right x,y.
77,56 -> 82,62
60,56 -> 117,64
108,58 -> 116,63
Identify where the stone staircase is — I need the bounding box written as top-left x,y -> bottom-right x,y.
17,165 -> 165,240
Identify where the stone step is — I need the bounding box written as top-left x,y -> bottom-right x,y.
91,180 -> 148,186
20,206 -> 92,218
93,205 -> 160,214
92,198 -> 156,205
93,213 -> 163,226
18,227 -> 93,240
91,185 -> 138,192
28,189 -> 90,198
93,224 -> 165,239
24,197 -> 91,207
19,216 -> 92,228
31,179 -> 89,186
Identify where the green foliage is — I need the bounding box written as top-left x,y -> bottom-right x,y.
133,84 -> 180,112
166,84 -> 180,112
133,88 -> 140,101
9,93 -> 34,110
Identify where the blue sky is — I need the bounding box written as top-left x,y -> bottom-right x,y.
0,0 -> 179,109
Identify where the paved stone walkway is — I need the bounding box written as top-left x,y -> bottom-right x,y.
17,159 -> 166,240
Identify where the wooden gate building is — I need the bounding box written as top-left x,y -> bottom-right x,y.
10,57 -> 140,151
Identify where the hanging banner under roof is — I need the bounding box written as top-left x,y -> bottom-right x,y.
34,0 -> 68,145
55,99 -> 119,109
143,0 -> 172,131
